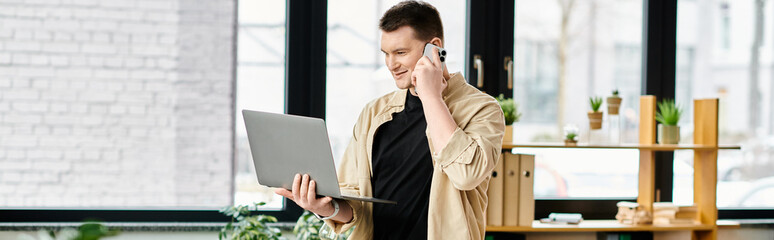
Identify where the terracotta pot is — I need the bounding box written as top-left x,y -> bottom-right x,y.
503,125 -> 513,143
564,139 -> 577,146
607,96 -> 622,115
588,111 -> 603,130
658,124 -> 680,144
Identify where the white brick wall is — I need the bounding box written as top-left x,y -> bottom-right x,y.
0,0 -> 235,207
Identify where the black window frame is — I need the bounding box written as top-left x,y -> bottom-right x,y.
0,0 -> 322,223
473,0 -> 774,221
1,0 -> 771,224
642,0 -> 774,221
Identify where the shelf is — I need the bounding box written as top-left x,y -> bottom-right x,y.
485,98 -> 736,240
502,143 -> 741,151
485,220 -> 739,233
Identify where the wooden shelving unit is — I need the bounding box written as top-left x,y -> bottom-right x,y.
486,220 -> 739,233
503,143 -> 740,151
490,96 -> 740,240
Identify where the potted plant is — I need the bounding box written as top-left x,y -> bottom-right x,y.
294,211 -> 352,240
656,99 -> 683,144
219,202 -> 286,240
496,94 -> 522,143
563,124 -> 579,146
607,89 -> 622,115
18,222 -> 120,240
588,96 -> 603,130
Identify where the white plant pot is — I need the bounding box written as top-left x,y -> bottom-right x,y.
658,124 -> 680,144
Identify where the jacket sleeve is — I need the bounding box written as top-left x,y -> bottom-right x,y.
431,101 -> 505,191
322,108 -> 369,234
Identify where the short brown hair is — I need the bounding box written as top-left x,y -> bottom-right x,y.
379,0 -> 444,41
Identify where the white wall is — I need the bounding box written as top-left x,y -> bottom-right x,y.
0,0 -> 236,207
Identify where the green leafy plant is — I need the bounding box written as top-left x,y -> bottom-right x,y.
565,132 -> 577,141
69,223 -> 119,240
496,94 -> 522,125
219,202 -> 285,240
655,99 -> 683,126
18,222 -> 119,240
589,96 -> 603,112
294,211 -> 324,240
563,124 -> 579,141
612,89 -> 619,96
293,211 -> 352,240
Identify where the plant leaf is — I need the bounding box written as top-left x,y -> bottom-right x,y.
496,94 -> 520,125
589,96 -> 603,112
656,99 -> 682,125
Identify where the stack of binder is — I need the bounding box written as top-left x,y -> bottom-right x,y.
486,153 -> 535,227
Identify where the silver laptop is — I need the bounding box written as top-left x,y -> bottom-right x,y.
242,110 -> 396,204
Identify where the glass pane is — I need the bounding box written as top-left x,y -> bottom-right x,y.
514,148 -> 639,198
326,0 -> 466,166
674,0 -> 774,208
0,2 -> 240,208
514,0 -> 643,199
233,0 -> 286,209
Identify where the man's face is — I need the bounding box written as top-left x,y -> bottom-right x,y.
380,26 -> 426,90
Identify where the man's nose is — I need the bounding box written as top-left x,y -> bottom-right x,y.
386,56 -> 399,71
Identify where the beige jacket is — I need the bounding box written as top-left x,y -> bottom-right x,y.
324,72 -> 505,240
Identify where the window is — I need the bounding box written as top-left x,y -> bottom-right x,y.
7,0 -> 770,223
0,0 -> 237,208
233,0 -> 286,209
674,0 -> 774,208
513,148 -> 639,198
514,40 -> 559,124
325,0 -> 467,166
513,0 -> 643,199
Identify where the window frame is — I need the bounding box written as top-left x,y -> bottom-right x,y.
484,0 -> 774,220
2,0 -> 771,224
0,0 -> 319,223
0,209 -> 302,222
477,0 -> 638,220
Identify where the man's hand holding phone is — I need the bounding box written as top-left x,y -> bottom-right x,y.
411,43 -> 447,101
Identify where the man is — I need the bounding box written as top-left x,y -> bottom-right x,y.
274,1 -> 504,239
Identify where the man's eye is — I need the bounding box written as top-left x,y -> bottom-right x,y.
397,51 -> 406,55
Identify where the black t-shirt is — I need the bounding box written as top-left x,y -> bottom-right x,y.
371,91 -> 434,240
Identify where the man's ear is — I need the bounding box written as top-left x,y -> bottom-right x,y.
429,37 -> 443,48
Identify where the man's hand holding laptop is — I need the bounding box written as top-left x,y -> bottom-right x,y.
274,173 -> 354,223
